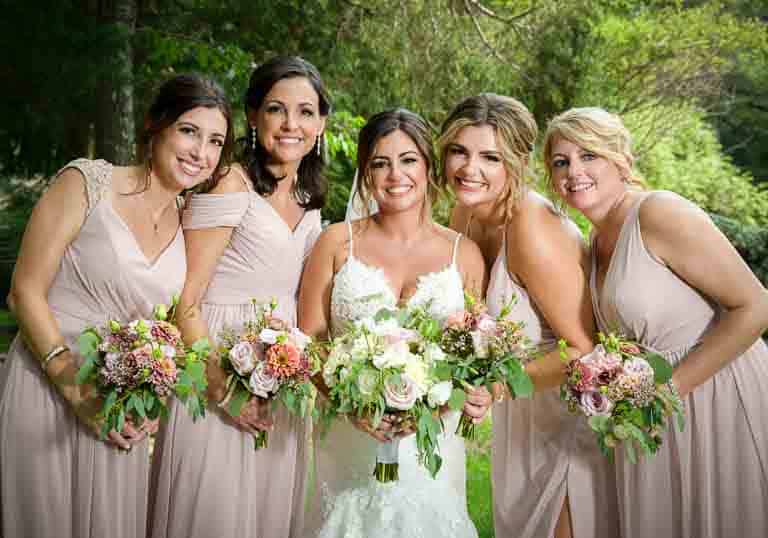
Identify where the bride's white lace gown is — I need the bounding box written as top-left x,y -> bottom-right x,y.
306,221 -> 478,538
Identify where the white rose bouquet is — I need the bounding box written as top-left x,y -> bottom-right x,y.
319,307 -> 464,482
217,299 -> 319,450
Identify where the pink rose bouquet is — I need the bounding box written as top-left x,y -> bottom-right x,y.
439,294 -> 535,440
76,296 -> 209,439
560,332 -> 685,462
217,299 -> 318,450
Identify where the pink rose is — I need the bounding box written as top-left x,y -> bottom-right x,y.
445,310 -> 471,330
229,341 -> 258,376
474,314 -> 497,333
580,390 -> 614,417
248,362 -> 279,398
572,359 -> 599,392
383,374 -> 421,411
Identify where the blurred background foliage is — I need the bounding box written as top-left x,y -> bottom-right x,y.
1,0 -> 767,304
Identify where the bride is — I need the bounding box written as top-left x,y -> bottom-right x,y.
298,108 -> 485,538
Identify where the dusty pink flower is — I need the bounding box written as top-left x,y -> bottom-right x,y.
229,341 -> 258,375
580,390 -> 614,417
444,310 -> 472,330
249,363 -> 279,398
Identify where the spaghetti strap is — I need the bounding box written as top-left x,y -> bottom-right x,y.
346,219 -> 355,258
451,232 -> 462,266
231,165 -> 253,192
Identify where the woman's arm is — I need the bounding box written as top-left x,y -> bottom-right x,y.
10,169 -> 135,448
640,192 -> 768,397
176,171 -> 243,403
506,201 -> 595,392
456,235 -> 487,300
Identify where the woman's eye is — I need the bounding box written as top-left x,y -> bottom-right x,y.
402,157 -> 418,165
552,158 -> 567,168
582,153 -> 596,161
180,126 -> 196,135
211,138 -> 224,148
370,160 -> 388,169
448,147 -> 465,156
301,109 -> 315,117
485,155 -> 501,163
265,104 -> 283,114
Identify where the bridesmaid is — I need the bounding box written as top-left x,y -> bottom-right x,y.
543,106 -> 768,538
0,74 -> 233,538
440,94 -> 619,538
148,56 -> 329,538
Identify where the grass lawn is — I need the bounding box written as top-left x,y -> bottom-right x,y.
466,418 -> 495,538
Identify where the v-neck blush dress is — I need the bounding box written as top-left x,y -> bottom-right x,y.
0,158 -> 187,538
590,192 -> 768,538
486,231 -> 619,538
148,170 -> 322,538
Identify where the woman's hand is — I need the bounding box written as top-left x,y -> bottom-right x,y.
463,384 -> 494,424
224,396 -> 274,436
349,415 -> 397,443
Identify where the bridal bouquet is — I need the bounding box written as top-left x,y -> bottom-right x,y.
439,294 -> 535,440
560,332 -> 685,463
76,296 -> 209,440
217,299 -> 318,449
320,307 -> 464,482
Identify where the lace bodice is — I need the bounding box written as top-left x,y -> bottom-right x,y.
330,221 -> 465,333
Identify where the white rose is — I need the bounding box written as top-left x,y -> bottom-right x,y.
423,342 -> 446,363
249,362 -> 278,398
427,380 -> 453,407
403,359 -> 429,395
259,328 -> 283,345
356,368 -> 379,397
383,374 -> 420,411
351,333 -> 379,361
288,328 -> 312,351
161,344 -> 177,359
373,340 -> 412,370
229,341 -> 257,376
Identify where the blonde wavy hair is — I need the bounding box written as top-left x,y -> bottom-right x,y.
542,107 -> 646,198
438,93 -> 537,223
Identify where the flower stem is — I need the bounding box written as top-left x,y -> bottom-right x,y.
253,430 -> 268,450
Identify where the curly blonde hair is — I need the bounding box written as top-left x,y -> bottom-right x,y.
438,93 -> 538,222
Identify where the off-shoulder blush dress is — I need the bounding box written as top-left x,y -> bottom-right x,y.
0,158 -> 187,538
148,172 -> 322,538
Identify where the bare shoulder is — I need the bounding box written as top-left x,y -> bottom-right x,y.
509,190 -> 584,258
638,190 -> 709,236
209,163 -> 250,195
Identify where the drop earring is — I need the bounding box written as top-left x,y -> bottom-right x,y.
251,126 -> 257,150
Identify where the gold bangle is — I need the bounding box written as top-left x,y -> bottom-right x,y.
42,344 -> 68,369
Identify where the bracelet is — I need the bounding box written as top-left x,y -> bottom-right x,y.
42,344 -> 68,369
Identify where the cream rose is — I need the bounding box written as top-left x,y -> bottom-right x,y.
249,362 -> 278,398
427,380 -> 453,407
229,341 -> 258,376
383,374 -> 421,411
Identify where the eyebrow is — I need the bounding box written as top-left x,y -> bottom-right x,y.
178,121 -> 226,139
399,150 -> 419,158
264,99 -> 316,108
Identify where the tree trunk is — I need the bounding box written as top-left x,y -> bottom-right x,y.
94,0 -> 137,165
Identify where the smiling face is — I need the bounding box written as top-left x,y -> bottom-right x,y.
151,106 -> 228,191
366,129 -> 430,215
250,76 -> 326,167
549,137 -> 627,214
444,124 -> 509,210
